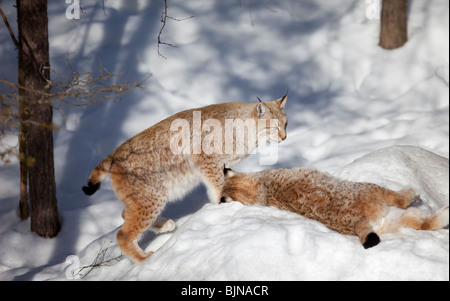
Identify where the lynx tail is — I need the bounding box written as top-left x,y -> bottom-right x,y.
362,232 -> 380,249
82,155 -> 113,196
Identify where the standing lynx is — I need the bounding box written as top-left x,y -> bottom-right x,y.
82,95 -> 288,262
221,167 -> 449,248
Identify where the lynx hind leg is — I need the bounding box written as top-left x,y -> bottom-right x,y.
383,187 -> 419,209
121,211 -> 175,233
377,205 -> 449,235
117,215 -> 153,263
117,208 -> 172,263
111,164 -> 170,263
355,218 -> 380,249
420,205 -> 449,230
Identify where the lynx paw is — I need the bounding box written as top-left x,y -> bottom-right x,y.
433,205 -> 449,229
159,219 -> 176,233
150,216 -> 176,233
134,251 -> 153,264
401,188 -> 420,208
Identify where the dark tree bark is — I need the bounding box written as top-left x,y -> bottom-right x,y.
379,0 -> 408,49
18,98 -> 28,220
17,0 -> 60,237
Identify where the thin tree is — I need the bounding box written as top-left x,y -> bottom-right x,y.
16,0 -> 60,237
1,1 -> 149,237
0,0 -> 28,219
379,0 -> 408,49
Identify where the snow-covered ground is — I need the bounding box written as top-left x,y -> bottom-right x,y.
0,0 -> 448,281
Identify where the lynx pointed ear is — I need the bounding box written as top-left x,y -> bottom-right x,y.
223,165 -> 235,178
257,102 -> 267,117
276,90 -> 288,108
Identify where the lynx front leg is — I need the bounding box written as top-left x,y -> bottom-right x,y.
204,180 -> 223,204
198,160 -> 226,204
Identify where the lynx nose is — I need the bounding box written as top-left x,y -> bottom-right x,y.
280,133 -> 287,141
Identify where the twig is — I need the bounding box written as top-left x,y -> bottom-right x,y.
0,57 -> 151,164
71,241 -> 123,279
101,0 -> 107,16
0,4 -> 39,68
236,0 -> 278,26
157,0 -> 194,59
0,68 -> 150,107
0,7 -> 19,49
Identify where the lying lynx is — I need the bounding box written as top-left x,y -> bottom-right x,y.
82,95 -> 288,262
220,167 -> 449,248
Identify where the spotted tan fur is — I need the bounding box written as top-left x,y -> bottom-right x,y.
83,95 -> 288,262
221,167 -> 449,248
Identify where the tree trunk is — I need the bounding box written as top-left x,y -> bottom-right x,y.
18,113 -> 28,220
17,4 -> 28,220
17,0 -> 60,237
379,0 -> 408,49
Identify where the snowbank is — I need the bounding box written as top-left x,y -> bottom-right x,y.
48,145 -> 447,281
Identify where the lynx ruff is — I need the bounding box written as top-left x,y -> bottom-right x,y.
82,95 -> 288,262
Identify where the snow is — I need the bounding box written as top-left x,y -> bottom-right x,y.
0,0 -> 448,281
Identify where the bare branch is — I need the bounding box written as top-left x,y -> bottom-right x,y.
0,7 -> 19,49
101,0 -> 107,16
1,62 -> 151,108
157,0 -> 194,59
70,241 -> 123,279
236,0 -> 278,26
158,0 -> 174,59
0,57 -> 151,164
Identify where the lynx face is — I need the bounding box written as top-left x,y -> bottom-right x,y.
220,167 -> 260,206
256,97 -> 288,144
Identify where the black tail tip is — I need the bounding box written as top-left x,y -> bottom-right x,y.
363,232 -> 380,249
82,182 -> 100,196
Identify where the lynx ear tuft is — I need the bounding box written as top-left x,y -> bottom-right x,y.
277,90 -> 288,108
